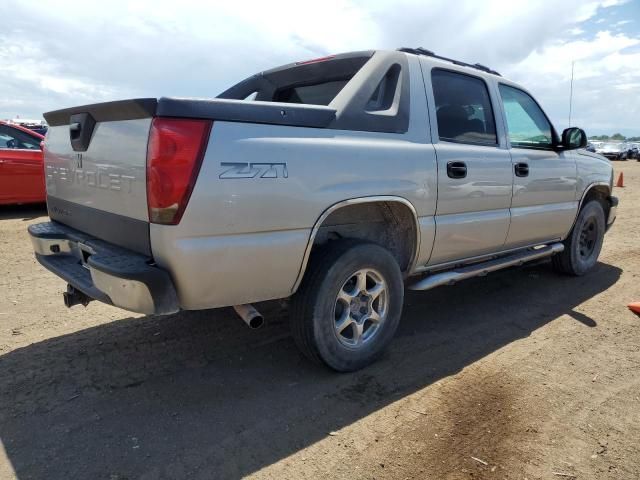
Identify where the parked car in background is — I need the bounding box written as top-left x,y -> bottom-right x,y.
0,120 -> 46,205
10,118 -> 48,136
28,125 -> 48,137
625,143 -> 639,160
598,142 -> 627,160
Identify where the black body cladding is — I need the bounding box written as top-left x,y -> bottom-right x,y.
44,98 -> 157,126
47,196 -> 151,256
157,98 -> 337,128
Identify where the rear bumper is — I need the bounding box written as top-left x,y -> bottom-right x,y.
606,195 -> 618,231
28,221 -> 179,315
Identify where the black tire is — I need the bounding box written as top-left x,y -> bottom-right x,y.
290,240 -> 404,372
552,200 -> 605,276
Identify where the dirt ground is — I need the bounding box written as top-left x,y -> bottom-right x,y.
0,162 -> 639,480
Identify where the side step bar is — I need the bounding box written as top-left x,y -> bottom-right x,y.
409,243 -> 564,291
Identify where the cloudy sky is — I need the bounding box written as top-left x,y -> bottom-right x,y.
1,0 -> 639,136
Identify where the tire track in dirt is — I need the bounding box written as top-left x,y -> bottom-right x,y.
399,369 -> 531,479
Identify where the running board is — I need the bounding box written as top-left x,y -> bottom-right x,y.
408,243 -> 564,291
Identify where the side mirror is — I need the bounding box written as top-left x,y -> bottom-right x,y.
561,127 -> 587,149
40,141 -> 45,150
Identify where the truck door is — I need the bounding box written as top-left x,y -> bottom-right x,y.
497,84 -> 578,248
422,65 -> 513,265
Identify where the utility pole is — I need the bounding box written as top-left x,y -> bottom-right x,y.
568,60 -> 575,126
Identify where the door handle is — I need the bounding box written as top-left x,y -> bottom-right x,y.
447,161 -> 467,179
515,162 -> 529,177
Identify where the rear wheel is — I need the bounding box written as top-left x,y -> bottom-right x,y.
552,200 -> 605,276
290,240 -> 404,372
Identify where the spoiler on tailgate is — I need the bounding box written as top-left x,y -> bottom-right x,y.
44,97 -> 337,129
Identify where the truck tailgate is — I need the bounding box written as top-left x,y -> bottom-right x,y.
44,99 -> 156,255
42,96 -> 335,256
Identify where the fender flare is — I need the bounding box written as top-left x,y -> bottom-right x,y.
567,181 -> 611,234
290,195 -> 421,293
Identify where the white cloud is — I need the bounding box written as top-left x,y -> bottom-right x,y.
507,31 -> 639,80
0,0 -> 638,135
616,82 -> 640,90
502,29 -> 640,133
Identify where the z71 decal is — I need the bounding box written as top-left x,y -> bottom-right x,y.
219,162 -> 288,179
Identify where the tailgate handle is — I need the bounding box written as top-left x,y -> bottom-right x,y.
69,113 -> 96,152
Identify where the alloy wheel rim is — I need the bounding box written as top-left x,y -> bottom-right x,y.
333,268 -> 388,348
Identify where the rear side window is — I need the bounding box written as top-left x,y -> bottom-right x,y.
499,84 -> 553,149
432,69 -> 497,145
273,79 -> 349,106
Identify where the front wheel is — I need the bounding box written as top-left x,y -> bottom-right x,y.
552,200 -> 605,276
290,240 -> 404,372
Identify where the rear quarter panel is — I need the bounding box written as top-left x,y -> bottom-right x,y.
152,123 -> 436,309
150,57 -> 437,309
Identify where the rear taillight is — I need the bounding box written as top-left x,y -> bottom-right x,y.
146,117 -> 212,225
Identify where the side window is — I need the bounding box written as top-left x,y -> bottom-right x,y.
0,125 -> 41,150
0,126 -> 12,148
499,84 -> 553,149
431,69 -> 497,145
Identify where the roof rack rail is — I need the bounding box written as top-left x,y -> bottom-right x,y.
397,47 -> 501,76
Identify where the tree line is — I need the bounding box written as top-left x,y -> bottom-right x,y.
589,133 -> 640,141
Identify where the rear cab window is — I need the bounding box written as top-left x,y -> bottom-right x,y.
431,69 -> 497,146
218,53 -> 372,106
273,79 -> 350,106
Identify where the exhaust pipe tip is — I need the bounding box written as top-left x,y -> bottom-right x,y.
233,304 -> 264,329
247,314 -> 264,329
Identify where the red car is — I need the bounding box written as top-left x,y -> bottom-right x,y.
0,120 -> 46,205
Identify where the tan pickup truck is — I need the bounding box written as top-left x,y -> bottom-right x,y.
30,47 -> 617,371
